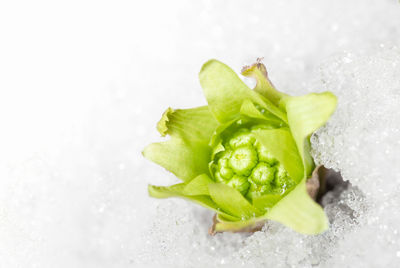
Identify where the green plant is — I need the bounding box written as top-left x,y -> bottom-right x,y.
143,59 -> 337,234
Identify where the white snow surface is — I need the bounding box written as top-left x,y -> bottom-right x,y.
0,0 -> 400,267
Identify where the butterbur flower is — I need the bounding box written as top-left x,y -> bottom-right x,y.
143,59 -> 337,235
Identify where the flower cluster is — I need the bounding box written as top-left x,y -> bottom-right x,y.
211,124 -> 295,199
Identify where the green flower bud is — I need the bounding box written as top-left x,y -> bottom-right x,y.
251,162 -> 276,185
274,164 -> 296,193
229,145 -> 258,176
227,175 -> 250,195
276,163 -> 288,178
255,141 -> 278,165
218,155 -> 234,179
213,125 -> 293,200
214,171 -> 226,183
229,128 -> 255,148
245,183 -> 272,201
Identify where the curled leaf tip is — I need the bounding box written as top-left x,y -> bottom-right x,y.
157,107 -> 174,136
241,59 -> 287,107
241,60 -> 267,77
241,57 -> 265,73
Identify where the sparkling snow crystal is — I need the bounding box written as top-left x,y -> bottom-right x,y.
310,47 -> 400,267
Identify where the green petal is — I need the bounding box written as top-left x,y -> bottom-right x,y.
210,140 -> 225,160
199,59 -> 287,124
209,119 -> 235,149
284,92 -> 337,176
241,61 -> 288,107
183,174 -> 213,196
253,128 -> 304,183
157,106 -> 218,143
143,137 -> 211,182
240,99 -> 284,126
265,178 -> 329,234
148,183 -> 186,198
148,184 -> 239,221
208,182 -> 261,219
156,107 -> 173,136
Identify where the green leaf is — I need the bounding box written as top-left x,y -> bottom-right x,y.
143,137 -> 211,182
210,140 -> 225,160
284,92 -> 337,176
252,194 -> 283,213
240,99 -> 284,126
253,128 -> 304,183
240,99 -> 266,121
208,182 -> 261,219
148,183 -> 186,198
199,59 -> 287,124
148,184 -> 239,221
213,214 -> 268,233
157,106 -> 218,143
156,107 -> 173,136
183,174 -> 213,196
241,62 -> 288,107
209,119 -> 236,150
265,178 -> 329,234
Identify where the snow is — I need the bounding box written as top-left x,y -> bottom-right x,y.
0,0 -> 400,267
310,47 -> 400,267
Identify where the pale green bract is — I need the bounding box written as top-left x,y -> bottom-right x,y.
143,59 -> 337,234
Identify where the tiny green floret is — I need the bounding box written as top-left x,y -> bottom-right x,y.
251,162 -> 276,185
274,164 -> 296,193
229,146 -> 258,176
227,175 -> 250,195
256,142 -> 278,164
